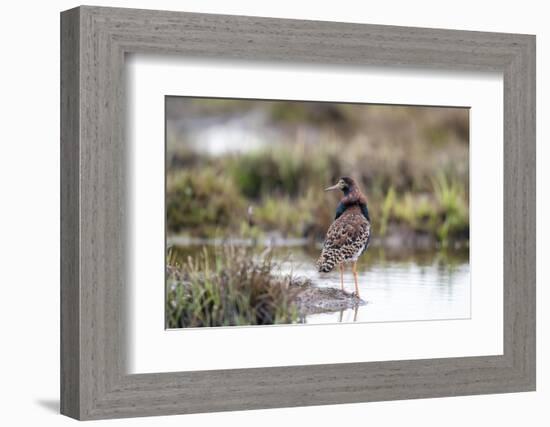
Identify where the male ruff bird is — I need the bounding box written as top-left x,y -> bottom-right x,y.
317,177 -> 371,298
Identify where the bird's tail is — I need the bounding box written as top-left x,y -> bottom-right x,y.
317,251 -> 336,273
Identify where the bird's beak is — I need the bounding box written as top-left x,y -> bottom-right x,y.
324,183 -> 340,192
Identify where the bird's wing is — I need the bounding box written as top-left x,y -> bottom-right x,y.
317,213 -> 370,272
325,215 -> 370,252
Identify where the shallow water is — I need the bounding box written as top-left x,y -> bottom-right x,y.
275,247 -> 470,324
170,244 -> 470,325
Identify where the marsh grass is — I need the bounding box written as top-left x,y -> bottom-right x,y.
166,246 -> 302,328
373,174 -> 468,245
166,104 -> 469,246
166,152 -> 469,245
166,169 -> 245,235
432,172 -> 469,246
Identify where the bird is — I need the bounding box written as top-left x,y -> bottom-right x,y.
317,177 -> 371,298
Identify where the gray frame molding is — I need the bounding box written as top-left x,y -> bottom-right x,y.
61,5 -> 536,420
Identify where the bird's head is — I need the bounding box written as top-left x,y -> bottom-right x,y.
324,176 -> 356,195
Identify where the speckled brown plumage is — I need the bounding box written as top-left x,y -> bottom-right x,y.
317,206 -> 370,272
317,177 -> 371,273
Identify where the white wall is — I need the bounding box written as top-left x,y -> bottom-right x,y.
0,0 -> 546,425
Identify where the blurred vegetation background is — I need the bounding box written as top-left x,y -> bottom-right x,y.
166,97 -> 469,249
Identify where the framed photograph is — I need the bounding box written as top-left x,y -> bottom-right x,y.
163,97 -> 471,328
61,6 -> 535,420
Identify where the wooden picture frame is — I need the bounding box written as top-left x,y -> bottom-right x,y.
60,5 -> 536,420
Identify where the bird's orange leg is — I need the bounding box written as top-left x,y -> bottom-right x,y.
339,263 -> 344,291
352,261 -> 360,298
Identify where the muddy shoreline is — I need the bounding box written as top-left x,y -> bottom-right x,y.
290,280 -> 366,316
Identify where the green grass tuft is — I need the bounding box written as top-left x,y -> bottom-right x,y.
432,172 -> 469,247
166,246 -> 300,328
